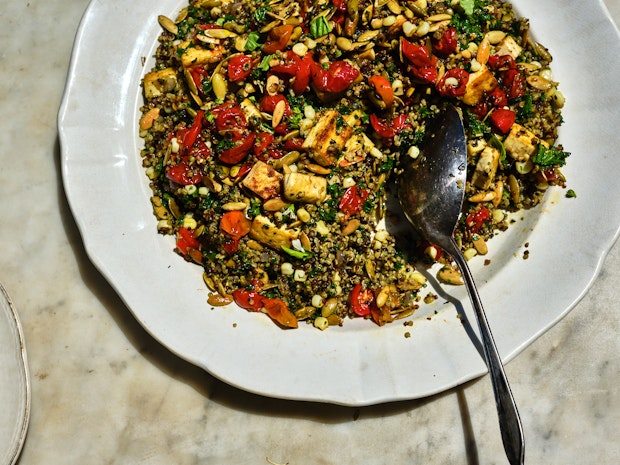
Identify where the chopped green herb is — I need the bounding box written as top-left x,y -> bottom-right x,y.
465,110 -> 490,136
451,1 -> 493,41
254,5 -> 271,23
379,157 -> 394,173
516,94 -> 534,122
248,198 -> 262,218
565,189 -> 577,198
533,144 -> 571,167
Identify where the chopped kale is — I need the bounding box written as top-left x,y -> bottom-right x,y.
533,144 -> 571,167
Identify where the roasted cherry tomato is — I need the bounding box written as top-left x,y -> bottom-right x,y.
222,238 -> 240,254
214,105 -> 247,133
188,66 -> 208,96
259,94 -> 291,116
219,131 -> 256,164
433,27 -> 458,55
232,287 -> 297,328
488,87 -> 508,108
227,55 -> 253,82
292,53 -> 314,95
283,137 -> 305,151
220,211 -> 251,241
262,298 -> 298,329
181,110 -> 204,152
253,132 -> 276,158
503,68 -> 526,100
369,75 -> 394,108
339,185 -> 370,217
436,68 -> 469,97
263,24 -> 294,54
369,113 -> 409,139
311,60 -> 359,93
176,227 -> 200,255
166,163 -> 203,185
488,54 -> 516,70
232,287 -> 264,311
466,206 -> 492,234
401,38 -> 438,84
349,283 -> 374,317
490,108 -> 516,134
270,50 -> 301,76
332,0 -> 347,12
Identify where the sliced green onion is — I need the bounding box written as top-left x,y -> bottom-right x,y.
489,134 -> 507,165
258,54 -> 275,71
245,31 -> 261,51
281,245 -> 313,260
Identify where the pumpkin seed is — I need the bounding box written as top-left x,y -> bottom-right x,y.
221,201 -> 247,211
212,72 -> 228,100
437,266 -> 464,285
527,75 -> 554,90
158,15 -> 178,35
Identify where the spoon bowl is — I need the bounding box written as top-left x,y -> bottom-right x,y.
397,106 -> 525,465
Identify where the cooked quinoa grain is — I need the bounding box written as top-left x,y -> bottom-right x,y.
139,0 -> 569,329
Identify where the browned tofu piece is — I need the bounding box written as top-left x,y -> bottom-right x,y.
471,146 -> 500,189
249,215 -> 299,250
242,161 -> 282,199
283,172 -> 327,204
143,68 -> 177,99
177,41 -> 224,68
504,123 -> 539,161
461,65 -> 498,106
302,110 -> 354,166
496,36 -> 523,59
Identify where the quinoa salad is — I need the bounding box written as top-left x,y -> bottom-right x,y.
138,0 -> 570,329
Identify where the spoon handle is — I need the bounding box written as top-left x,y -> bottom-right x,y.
448,238 -> 525,465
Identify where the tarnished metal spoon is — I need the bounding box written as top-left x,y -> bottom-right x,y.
397,106 -> 525,465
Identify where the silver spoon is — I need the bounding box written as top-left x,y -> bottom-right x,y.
397,105 -> 524,465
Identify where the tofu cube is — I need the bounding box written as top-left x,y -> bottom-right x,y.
242,161 -> 282,200
178,41 -> 224,68
143,68 -> 177,99
283,172 -> 327,204
461,64 -> 498,106
504,123 -> 539,161
471,146 -> 500,190
496,36 -> 523,59
249,215 -> 299,250
302,110 -> 354,166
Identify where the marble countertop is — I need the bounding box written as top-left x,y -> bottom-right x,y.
1,0 -> 618,463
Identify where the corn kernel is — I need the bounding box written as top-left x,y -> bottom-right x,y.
183,217 -> 197,229
464,248 -> 478,261
281,262 -> 294,276
314,317 -> 329,330
311,295 -> 324,308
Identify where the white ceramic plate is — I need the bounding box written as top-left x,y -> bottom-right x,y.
59,0 -> 620,406
0,283 -> 30,465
